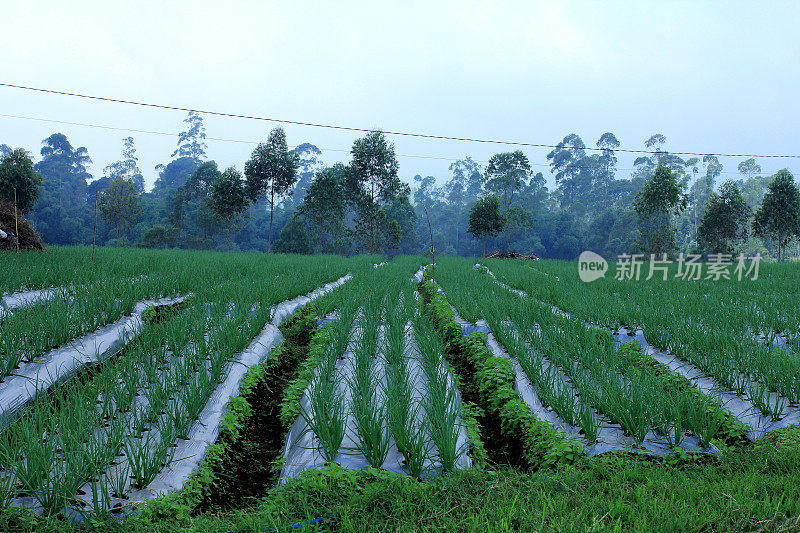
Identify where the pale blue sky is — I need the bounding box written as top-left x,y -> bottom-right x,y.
1,0 -> 798,191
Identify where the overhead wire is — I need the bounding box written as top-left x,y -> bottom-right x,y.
2,82 -> 800,160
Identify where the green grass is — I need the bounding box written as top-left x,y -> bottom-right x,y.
3,426 -> 799,532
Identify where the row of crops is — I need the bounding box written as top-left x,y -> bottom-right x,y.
2,248 -> 799,520
0,250 -> 368,516
434,258 -> 754,454
478,258 -> 800,430
282,258 -> 473,480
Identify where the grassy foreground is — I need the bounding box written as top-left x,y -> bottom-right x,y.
1,427 -> 798,532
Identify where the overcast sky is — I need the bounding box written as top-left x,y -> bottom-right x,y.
1,1 -> 798,191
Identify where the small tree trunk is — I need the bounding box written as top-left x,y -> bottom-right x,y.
227,219 -> 232,252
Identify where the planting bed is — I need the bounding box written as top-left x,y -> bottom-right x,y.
2,249 -> 800,532
281,259 -> 473,481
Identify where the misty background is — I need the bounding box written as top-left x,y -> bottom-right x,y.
1,1 -> 799,258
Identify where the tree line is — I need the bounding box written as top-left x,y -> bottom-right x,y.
2,115 -> 800,260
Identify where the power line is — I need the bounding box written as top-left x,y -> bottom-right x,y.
0,112 -> 788,177
2,82 -> 800,160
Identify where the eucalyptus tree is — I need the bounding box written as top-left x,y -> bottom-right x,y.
485,150 -> 532,251
468,194 -> 504,257
753,170 -> 800,261
633,163 -> 687,256
99,176 -> 140,244
172,111 -> 207,161
244,127 -> 299,253
300,164 -> 347,252
104,137 -> 144,194
346,130 -> 402,254
698,181 -> 752,253
209,167 -> 250,252
737,158 -> 767,211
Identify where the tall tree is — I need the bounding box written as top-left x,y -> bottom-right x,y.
99,177 -> 140,244
737,158 -> 766,211
300,164 -> 347,252
595,132 -> 620,209
30,133 -> 93,244
288,143 -> 324,205
485,151 -> 532,251
346,130 -> 401,254
172,111 -> 207,161
698,181 -> 751,253
245,127 -> 299,253
753,170 -> 800,262
547,134 -> 590,211
104,137 -> 144,193
209,167 -> 249,252
633,163 -> 687,256
468,194 -> 504,257
0,148 -> 42,214
449,157 -> 483,203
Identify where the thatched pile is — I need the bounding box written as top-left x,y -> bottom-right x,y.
485,251 -> 540,260
0,202 -> 44,251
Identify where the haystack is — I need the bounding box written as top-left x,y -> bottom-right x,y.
0,202 -> 44,251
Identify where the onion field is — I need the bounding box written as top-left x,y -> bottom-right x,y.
1,248 -> 799,531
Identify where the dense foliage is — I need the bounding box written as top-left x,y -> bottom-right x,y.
2,117 -> 799,260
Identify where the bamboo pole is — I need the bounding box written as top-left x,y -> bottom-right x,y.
424,204 -> 434,283
13,188 -> 19,255
92,190 -> 98,262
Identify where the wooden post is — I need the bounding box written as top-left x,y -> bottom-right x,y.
424,205 -> 434,283
13,188 -> 19,255
92,190 -> 98,262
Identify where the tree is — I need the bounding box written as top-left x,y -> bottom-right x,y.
633,163 -> 687,256
503,206 -> 534,253
346,131 -> 402,254
300,164 -> 346,252
698,181 -> 751,253
449,157 -> 484,203
596,132 -> 620,209
753,170 -> 800,262
738,158 -> 762,181
274,212 -> 313,254
0,144 -> 11,158
172,111 -> 207,161
468,194 -> 504,257
0,148 -> 42,214
153,157 -> 200,193
105,137 -> 144,193
485,151 -> 532,251
139,225 -> 176,248
244,127 -> 299,253
288,143 -> 324,205
208,167 -> 249,252
99,177 -> 140,244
